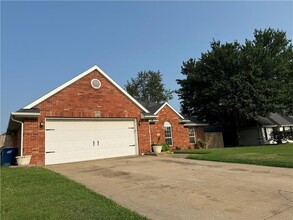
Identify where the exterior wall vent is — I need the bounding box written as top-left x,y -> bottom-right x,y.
91,79 -> 101,89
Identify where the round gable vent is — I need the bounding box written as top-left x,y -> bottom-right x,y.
91,79 -> 101,89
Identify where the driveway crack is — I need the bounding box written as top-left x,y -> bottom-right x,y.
263,190 -> 293,220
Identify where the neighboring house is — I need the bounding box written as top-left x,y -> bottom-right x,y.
239,113 -> 293,146
6,65 -> 207,165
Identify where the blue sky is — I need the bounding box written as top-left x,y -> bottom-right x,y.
1,1 -> 293,133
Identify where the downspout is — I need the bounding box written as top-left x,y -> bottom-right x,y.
148,121 -> 152,152
11,116 -> 24,156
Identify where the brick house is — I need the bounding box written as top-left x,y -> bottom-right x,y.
6,65 -> 207,165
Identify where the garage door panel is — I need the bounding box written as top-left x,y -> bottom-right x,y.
45,119 -> 137,165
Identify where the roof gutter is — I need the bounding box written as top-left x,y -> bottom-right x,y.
262,125 -> 278,128
184,123 -> 209,127
179,119 -> 191,123
140,113 -> 158,120
11,112 -> 40,117
10,116 -> 24,156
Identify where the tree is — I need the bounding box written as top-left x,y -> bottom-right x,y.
125,70 -> 173,103
177,28 -> 293,145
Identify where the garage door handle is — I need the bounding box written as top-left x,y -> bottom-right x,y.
93,141 -> 99,147
129,144 -> 135,147
46,151 -> 55,154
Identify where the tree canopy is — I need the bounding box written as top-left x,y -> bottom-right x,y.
177,28 -> 293,144
125,70 -> 173,103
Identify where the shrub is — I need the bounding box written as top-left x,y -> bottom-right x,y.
162,143 -> 169,152
198,138 -> 206,149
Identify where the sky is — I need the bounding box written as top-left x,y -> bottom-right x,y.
1,1 -> 293,133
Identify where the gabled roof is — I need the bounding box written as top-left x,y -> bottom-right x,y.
256,113 -> 293,127
139,100 -> 208,126
138,101 -> 185,119
23,65 -> 149,113
137,100 -> 164,114
154,102 -> 184,119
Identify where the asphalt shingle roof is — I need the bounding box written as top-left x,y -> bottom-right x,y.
137,100 -> 164,114
256,113 -> 293,127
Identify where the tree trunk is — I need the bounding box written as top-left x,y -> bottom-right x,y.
236,128 -> 241,146
235,115 -> 241,146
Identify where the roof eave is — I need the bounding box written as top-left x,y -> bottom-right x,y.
179,119 -> 191,123
140,113 -> 158,119
11,112 -> 41,118
184,123 -> 209,127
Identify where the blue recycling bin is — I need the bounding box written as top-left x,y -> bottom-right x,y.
1,147 -> 18,166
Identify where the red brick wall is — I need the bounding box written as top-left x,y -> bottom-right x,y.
150,105 -> 205,150
23,70 -> 150,165
23,119 -> 43,165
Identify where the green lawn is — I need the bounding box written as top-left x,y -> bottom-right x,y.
174,143 -> 293,168
1,167 -> 147,220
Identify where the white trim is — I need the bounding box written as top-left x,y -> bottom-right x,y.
140,113 -> 158,119
179,119 -> 191,123
164,120 -> 173,146
154,102 -> 184,119
184,123 -> 209,127
23,65 -> 149,113
133,118 -> 139,155
262,125 -> 278,128
91,79 -> 101,89
188,127 -> 196,144
45,117 -> 136,122
11,112 -> 40,117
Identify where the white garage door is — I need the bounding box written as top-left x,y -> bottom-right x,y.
45,118 -> 138,165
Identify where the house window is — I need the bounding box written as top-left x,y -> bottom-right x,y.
189,127 -> 196,144
164,121 -> 173,146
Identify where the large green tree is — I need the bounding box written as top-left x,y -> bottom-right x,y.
177,28 -> 293,144
125,70 -> 173,103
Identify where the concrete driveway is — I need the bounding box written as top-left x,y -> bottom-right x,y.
47,155 -> 293,220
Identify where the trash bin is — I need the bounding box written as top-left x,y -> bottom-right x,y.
1,147 -> 18,166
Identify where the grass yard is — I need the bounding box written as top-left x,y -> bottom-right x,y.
0,167 -> 147,220
174,143 -> 293,168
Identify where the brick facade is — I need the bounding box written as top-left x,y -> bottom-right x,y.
15,69 -> 205,165
150,105 -> 205,150
22,70 -> 151,165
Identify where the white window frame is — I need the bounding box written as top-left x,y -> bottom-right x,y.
164,121 -> 173,146
189,127 -> 196,144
